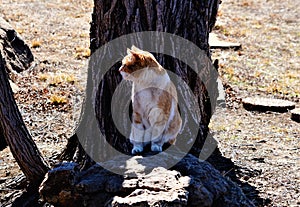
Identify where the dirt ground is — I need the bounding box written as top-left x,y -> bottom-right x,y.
0,0 -> 299,206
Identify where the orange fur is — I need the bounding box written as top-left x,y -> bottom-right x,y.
119,46 -> 182,154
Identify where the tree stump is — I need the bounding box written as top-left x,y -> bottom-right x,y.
0,17 -> 33,76
291,108 -> 300,122
242,97 -> 296,112
209,33 -> 241,50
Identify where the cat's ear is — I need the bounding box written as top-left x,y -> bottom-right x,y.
128,48 -> 142,59
131,45 -> 139,52
127,47 -> 139,55
127,48 -> 132,55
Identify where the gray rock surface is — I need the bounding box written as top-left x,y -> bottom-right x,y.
39,152 -> 254,207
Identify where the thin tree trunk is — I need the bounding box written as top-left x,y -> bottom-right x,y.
0,54 -> 49,186
0,18 -> 34,152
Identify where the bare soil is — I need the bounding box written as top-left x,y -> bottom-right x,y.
210,1 -> 299,206
0,0 -> 299,206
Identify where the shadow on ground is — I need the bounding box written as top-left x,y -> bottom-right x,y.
207,148 -> 272,207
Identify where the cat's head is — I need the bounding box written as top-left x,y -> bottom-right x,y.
119,46 -> 162,80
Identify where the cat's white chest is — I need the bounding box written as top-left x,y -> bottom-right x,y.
132,87 -> 155,109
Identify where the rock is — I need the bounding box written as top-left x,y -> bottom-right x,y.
209,33 -> 241,50
0,17 -> 34,77
291,108 -> 300,122
242,97 -> 296,112
39,151 -> 254,207
111,168 -> 190,207
38,162 -> 80,205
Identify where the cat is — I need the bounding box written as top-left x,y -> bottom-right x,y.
119,46 -> 182,155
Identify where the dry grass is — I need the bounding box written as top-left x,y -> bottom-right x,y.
39,72 -> 76,85
213,0 -> 299,102
49,94 -> 68,105
75,47 -> 91,59
31,40 -> 42,48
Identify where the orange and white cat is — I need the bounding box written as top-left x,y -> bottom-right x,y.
119,46 -> 182,154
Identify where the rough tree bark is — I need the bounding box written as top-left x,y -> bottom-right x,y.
61,0 -> 221,162
0,54 -> 49,186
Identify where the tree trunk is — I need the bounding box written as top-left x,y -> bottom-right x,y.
93,0 -> 219,156
0,54 -> 49,186
0,125 -> 7,150
62,0 -> 220,162
0,18 -> 34,151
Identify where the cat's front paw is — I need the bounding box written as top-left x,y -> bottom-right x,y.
131,146 -> 143,155
151,144 -> 162,152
